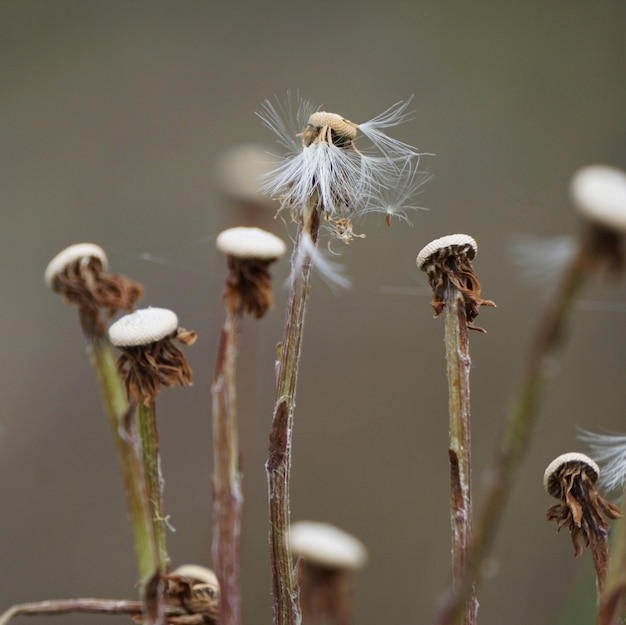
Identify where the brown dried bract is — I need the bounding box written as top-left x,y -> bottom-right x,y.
422,249 -> 495,332
160,572 -> 219,625
223,256 -> 276,318
546,463 -> 622,590
116,329 -> 197,406
582,221 -> 626,279
51,256 -> 143,336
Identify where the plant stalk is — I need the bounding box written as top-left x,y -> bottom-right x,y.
135,401 -> 168,625
266,200 -> 320,625
596,497 -> 626,625
211,310 -> 243,625
436,246 -> 588,625
88,334 -> 167,625
135,401 -> 169,571
88,335 -> 161,582
0,598 -> 196,625
444,283 -> 478,625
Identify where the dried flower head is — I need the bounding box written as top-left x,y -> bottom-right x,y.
109,307 -> 197,406
164,564 -> 220,624
258,93 -> 424,243
289,521 -> 368,571
214,143 -> 280,211
417,234 -> 495,332
45,243 -> 142,336
570,165 -> 626,235
289,521 -> 367,625
544,452 -> 622,590
216,226 -> 286,318
570,165 -> 626,277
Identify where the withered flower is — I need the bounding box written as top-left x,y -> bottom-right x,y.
570,164 -> 626,277
45,243 -> 142,336
215,226 -> 287,318
163,564 -> 220,625
544,452 -> 622,591
289,521 -> 368,625
108,307 -> 197,406
416,234 -> 495,332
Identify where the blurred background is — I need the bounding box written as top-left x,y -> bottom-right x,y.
1,2 -> 625,624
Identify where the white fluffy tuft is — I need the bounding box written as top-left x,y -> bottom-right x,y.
578,428 -> 626,493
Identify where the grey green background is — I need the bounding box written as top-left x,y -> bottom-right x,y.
1,2 -> 625,624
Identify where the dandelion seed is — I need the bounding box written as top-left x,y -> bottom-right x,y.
360,159 -> 430,226
578,429 -> 626,494
510,234 -> 577,288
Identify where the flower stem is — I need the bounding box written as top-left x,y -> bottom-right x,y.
436,246 -> 588,625
134,401 -> 168,625
0,599 -> 145,625
135,401 -> 169,571
266,200 -> 320,625
444,284 -> 478,625
211,310 -> 243,625
0,597 -> 195,625
88,335 -> 160,582
596,500 -> 626,624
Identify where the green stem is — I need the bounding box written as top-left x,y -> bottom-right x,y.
444,285 -> 478,625
436,247 -> 588,625
211,311 -> 243,625
88,336 -> 159,582
135,401 -> 169,572
266,200 -> 320,625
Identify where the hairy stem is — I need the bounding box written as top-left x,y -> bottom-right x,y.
88,335 -> 160,583
135,401 -> 168,625
444,284 -> 478,625
0,598 -> 195,625
136,402 -> 168,570
0,599 -> 145,625
266,200 -> 320,625
436,247 -> 588,625
211,311 -> 243,625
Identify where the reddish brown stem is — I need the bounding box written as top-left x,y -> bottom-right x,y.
266,202 -> 320,625
211,311 -> 243,625
436,247 -> 587,625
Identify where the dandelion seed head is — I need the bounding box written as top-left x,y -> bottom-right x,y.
258,93 -> 427,288
258,93 -> 424,239
305,111 -> 358,143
